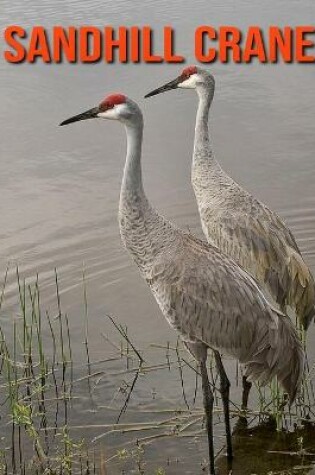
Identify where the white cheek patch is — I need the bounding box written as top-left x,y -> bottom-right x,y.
97,103 -> 126,120
115,104 -> 128,115
178,74 -> 198,89
98,109 -> 116,120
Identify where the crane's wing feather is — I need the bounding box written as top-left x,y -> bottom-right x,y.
146,232 -> 303,401
204,201 -> 315,328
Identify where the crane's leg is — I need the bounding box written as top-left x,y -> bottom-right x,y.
213,350 -> 233,462
183,341 -> 216,474
241,375 -> 252,411
200,359 -> 216,475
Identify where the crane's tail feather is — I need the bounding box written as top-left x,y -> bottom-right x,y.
244,313 -> 304,403
265,246 -> 315,330
303,305 -> 315,331
288,250 -> 315,330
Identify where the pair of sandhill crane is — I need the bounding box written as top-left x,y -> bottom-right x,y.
60,66 -> 314,475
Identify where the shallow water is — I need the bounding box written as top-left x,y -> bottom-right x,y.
1,0 -> 315,473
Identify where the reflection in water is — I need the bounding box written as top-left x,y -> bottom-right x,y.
216,418 -> 315,475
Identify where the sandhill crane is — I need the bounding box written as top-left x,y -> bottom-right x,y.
60,94 -> 303,474
145,66 -> 315,407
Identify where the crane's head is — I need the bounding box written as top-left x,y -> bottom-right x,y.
144,66 -> 215,99
59,94 -> 142,127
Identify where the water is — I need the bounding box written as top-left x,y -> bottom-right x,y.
1,0 -> 315,473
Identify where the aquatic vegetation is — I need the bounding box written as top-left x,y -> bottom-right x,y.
0,267 -> 315,474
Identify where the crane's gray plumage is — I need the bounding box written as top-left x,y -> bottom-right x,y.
146,231 -> 303,402
60,94 -> 304,473
145,67 -> 315,330
192,68 -> 315,330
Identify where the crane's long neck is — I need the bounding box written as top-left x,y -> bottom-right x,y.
120,119 -> 145,199
119,115 -> 174,274
194,86 -> 217,166
192,84 -> 227,195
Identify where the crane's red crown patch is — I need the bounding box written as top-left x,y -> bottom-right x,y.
99,94 -> 127,111
181,65 -> 197,79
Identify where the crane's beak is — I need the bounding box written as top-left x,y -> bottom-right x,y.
59,106 -> 100,126
144,76 -> 182,99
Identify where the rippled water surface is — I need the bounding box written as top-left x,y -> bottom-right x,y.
1,0 -> 315,472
